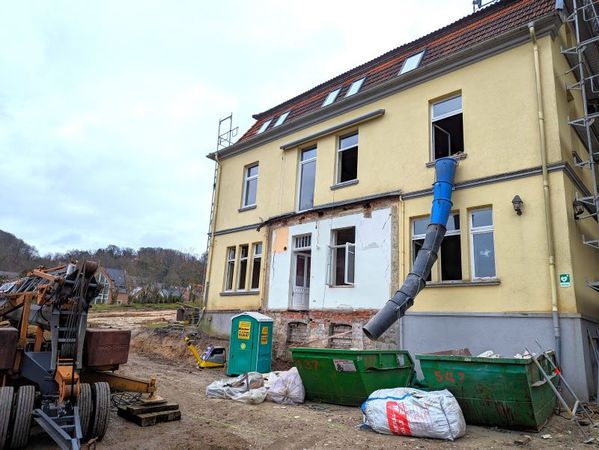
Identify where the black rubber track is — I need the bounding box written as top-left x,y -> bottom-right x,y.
90,382 -> 110,441
9,385 -> 35,449
0,386 -> 14,450
79,383 -> 92,440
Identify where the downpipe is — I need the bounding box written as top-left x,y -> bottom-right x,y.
529,24 -> 561,363
363,157 -> 457,340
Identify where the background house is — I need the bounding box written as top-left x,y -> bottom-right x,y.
94,267 -> 129,304
202,0 -> 599,399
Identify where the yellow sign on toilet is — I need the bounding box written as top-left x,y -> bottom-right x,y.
238,321 -> 251,340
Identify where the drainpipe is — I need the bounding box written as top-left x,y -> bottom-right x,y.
529,24 -> 561,363
202,154 -> 223,314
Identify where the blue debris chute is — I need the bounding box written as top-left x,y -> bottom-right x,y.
363,157 -> 458,340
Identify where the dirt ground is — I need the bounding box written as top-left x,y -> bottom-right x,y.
87,309 -> 177,330
26,309 -> 599,449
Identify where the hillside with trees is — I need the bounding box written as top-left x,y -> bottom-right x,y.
0,230 -> 206,287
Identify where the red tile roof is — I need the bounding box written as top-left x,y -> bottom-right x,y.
238,0 -> 556,143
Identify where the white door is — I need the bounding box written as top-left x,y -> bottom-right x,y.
290,252 -> 310,311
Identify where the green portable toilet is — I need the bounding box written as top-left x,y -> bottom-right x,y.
226,312 -> 273,376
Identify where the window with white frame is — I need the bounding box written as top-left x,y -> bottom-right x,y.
224,247 -> 236,291
411,214 -> 461,281
470,208 -> 496,278
237,245 -> 249,290
440,214 -> 462,281
345,77 -> 365,97
411,217 -> 431,282
337,133 -> 358,183
242,164 -> 259,207
257,119 -> 272,134
399,50 -> 425,75
322,88 -> 341,107
298,147 -> 316,211
250,243 -> 262,290
431,95 -> 463,160
329,227 -> 355,286
274,111 -> 290,127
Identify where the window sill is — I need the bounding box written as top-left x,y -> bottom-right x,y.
220,290 -> 260,296
425,278 -> 500,288
426,153 -> 468,168
330,179 -> 359,190
327,284 -> 355,288
238,205 -> 257,212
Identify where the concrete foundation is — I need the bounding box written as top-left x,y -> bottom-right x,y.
402,312 -> 599,401
199,310 -> 245,338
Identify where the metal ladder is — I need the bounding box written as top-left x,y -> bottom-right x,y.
527,345 -> 596,441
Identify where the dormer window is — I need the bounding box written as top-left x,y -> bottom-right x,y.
322,88 -> 341,107
399,50 -> 425,75
274,111 -> 290,127
345,77 -> 366,97
257,119 -> 272,134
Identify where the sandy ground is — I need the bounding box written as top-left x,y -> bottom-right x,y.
25,309 -> 599,449
87,309 -> 177,330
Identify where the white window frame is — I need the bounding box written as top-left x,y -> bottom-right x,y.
257,119 -> 272,134
224,246 -> 236,292
439,214 -> 462,281
431,95 -> 463,161
469,208 -> 496,280
345,77 -> 365,97
328,228 -> 355,286
237,244 -> 249,291
411,216 -> 431,281
336,132 -> 359,184
242,164 -> 259,207
399,50 -> 425,75
297,146 -> 317,212
249,242 -> 262,291
274,111 -> 290,127
322,88 -> 341,107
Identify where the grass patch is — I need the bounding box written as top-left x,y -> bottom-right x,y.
90,302 -> 199,312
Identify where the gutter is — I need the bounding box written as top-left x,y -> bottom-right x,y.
529,23 -> 561,363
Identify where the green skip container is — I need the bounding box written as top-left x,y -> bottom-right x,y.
291,348 -> 415,406
416,352 -> 557,430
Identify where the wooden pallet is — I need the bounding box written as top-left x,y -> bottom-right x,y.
117,401 -> 181,427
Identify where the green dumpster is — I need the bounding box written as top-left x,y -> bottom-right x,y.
416,352 -> 557,430
291,348 -> 415,406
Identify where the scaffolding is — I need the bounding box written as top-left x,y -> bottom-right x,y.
562,0 -> 599,292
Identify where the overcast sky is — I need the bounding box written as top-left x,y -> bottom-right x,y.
0,1 -> 473,256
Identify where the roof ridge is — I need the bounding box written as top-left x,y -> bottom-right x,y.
252,0 -> 519,120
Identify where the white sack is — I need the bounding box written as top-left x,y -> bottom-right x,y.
361,387 -> 466,441
266,367 -> 305,405
206,372 -> 267,404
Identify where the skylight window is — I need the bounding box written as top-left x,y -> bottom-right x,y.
257,119 -> 272,134
274,111 -> 290,127
345,77 -> 366,97
322,88 -> 341,107
399,50 -> 425,75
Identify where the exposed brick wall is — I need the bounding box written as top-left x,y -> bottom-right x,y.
267,309 -> 400,361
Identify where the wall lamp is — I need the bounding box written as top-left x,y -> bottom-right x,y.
573,199 -> 585,220
512,195 -> 524,216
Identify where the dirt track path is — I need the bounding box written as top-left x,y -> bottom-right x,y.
31,352 -> 591,450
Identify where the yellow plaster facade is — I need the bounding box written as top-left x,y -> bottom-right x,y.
205,31 -> 599,320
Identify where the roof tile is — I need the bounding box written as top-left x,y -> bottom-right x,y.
238,0 -> 556,143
